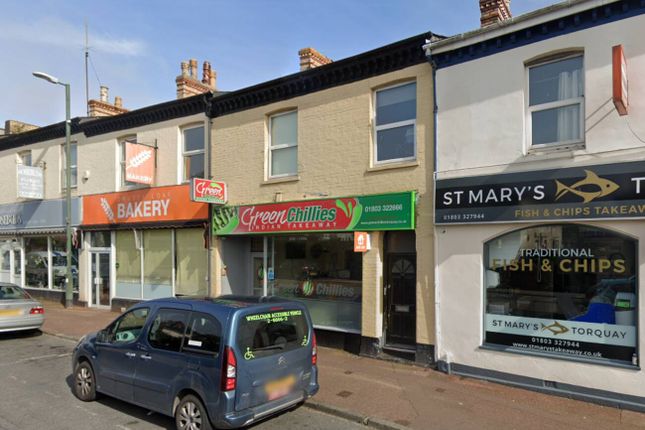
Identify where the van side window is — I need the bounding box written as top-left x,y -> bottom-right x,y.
109,307 -> 149,344
148,309 -> 189,352
184,313 -> 221,354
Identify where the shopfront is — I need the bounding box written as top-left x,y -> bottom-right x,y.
435,161 -> 645,404
0,198 -> 81,301
82,185 -> 208,309
213,191 -> 416,351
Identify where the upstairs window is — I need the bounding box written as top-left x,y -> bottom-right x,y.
528,55 -> 584,148
18,150 -> 32,166
182,125 -> 205,182
61,142 -> 77,189
374,82 -> 416,164
269,111 -> 298,178
119,136 -> 139,188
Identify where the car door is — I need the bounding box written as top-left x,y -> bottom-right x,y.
133,306 -> 191,413
95,307 -> 150,401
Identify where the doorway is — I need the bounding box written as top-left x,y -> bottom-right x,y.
384,231 -> 417,347
90,251 -> 110,307
250,252 -> 264,296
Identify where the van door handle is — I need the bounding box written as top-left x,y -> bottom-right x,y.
140,354 -> 152,361
125,352 -> 136,358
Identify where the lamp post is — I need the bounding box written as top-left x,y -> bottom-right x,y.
33,71 -> 73,308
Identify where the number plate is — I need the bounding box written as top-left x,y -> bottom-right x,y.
0,309 -> 22,316
265,375 -> 296,401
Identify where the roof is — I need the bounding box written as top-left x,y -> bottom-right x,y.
1,30 -> 443,149
427,0 -> 644,69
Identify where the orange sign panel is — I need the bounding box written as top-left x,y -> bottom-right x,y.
612,45 -> 628,116
83,185 -> 208,226
354,231 -> 370,252
125,142 -> 155,185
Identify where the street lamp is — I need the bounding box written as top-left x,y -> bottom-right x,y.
33,71 -> 74,309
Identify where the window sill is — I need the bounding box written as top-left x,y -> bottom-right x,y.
526,142 -> 585,157
367,160 -> 419,173
262,175 -> 300,186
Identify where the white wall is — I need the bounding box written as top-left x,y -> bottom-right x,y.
436,13 -> 645,179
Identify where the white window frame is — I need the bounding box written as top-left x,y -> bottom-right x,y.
526,54 -> 585,151
181,124 -> 205,183
117,135 -> 143,190
61,142 -> 78,190
18,150 -> 32,166
373,81 -> 417,166
268,110 -> 298,179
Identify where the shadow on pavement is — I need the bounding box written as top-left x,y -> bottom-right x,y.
0,329 -> 43,340
64,373 -> 175,430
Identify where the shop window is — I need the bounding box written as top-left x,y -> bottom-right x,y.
51,235 -> 79,291
268,110 -> 298,178
25,237 -> 48,288
182,125 -> 205,182
484,224 -> 637,365
528,54 -> 584,148
61,142 -> 78,190
143,230 -> 172,299
269,233 -> 362,332
374,82 -> 416,164
115,230 -> 141,298
90,231 -> 111,248
175,228 -> 207,296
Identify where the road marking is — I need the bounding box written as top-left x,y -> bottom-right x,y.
74,404 -> 98,417
115,425 -> 131,430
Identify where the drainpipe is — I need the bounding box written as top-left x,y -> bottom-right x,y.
424,35 -> 442,368
204,92 -> 215,297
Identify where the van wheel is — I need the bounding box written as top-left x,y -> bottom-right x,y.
73,361 -> 97,402
176,394 -> 212,430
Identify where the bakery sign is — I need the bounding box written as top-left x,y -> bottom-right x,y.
83,185 -> 208,226
436,161 -> 645,224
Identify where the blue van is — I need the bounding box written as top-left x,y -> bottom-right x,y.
71,296 -> 319,430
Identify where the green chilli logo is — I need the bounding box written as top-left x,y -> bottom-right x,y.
302,280 -> 315,297
336,198 -> 363,229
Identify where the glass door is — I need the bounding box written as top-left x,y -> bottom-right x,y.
91,251 -> 111,307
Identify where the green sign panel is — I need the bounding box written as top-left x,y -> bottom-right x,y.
212,191 -> 415,235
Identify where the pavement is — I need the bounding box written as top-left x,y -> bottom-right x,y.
41,302 -> 645,430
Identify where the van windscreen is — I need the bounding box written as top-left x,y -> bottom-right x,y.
237,309 -> 309,359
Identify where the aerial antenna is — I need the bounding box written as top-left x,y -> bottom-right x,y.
84,20 -> 89,116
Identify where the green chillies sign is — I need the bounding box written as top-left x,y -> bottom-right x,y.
213,191 -> 415,235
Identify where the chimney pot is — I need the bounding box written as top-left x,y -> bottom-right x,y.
202,61 -> 211,85
189,59 -> 198,78
479,0 -> 511,27
181,61 -> 189,77
114,96 -> 123,108
100,85 -> 109,102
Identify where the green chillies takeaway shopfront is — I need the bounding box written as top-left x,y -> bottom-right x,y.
212,191 -> 418,356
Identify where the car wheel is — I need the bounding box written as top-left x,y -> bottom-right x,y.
175,394 -> 212,430
73,361 -> 97,402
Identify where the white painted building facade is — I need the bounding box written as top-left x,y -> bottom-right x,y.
429,0 -> 645,409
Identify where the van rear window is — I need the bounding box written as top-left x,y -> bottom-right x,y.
237,309 -> 309,359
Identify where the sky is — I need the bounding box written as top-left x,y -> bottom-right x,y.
1,0 -> 558,127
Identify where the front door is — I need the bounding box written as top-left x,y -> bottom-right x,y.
384,254 -> 416,346
0,245 -> 11,283
91,252 -> 110,307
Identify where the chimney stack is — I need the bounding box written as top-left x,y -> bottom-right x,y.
88,87 -> 128,117
480,0 -> 511,27
298,47 -> 332,71
176,59 -> 217,99
3,120 -> 38,135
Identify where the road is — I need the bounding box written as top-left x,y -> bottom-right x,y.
0,331 -> 364,430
